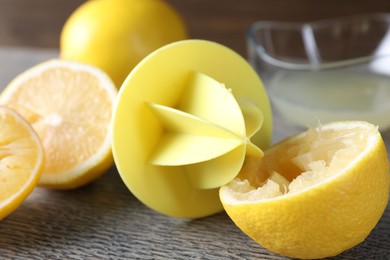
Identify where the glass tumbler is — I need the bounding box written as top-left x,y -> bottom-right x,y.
247,13 -> 390,132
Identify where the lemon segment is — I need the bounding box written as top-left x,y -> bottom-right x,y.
0,106 -> 44,221
220,121 -> 390,259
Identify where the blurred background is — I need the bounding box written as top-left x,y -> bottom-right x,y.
1,0 -> 390,57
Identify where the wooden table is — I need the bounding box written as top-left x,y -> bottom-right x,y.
0,1 -> 390,259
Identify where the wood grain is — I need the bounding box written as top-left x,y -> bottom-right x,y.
1,166 -> 389,259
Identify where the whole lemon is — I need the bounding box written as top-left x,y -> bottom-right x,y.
60,0 -> 188,87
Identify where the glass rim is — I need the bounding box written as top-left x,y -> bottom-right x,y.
247,12 -> 390,70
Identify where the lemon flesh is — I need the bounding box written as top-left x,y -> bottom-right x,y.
0,60 -> 117,189
220,121 -> 390,259
0,106 -> 44,220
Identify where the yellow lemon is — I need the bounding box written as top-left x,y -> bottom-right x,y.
0,106 -> 44,221
220,121 -> 389,259
60,0 -> 188,87
0,60 -> 117,189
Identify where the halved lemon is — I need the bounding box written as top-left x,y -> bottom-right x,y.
0,106 -> 44,220
220,121 -> 389,259
0,60 -> 117,189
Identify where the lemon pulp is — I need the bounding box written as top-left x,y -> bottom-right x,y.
220,121 -> 389,259
226,123 -> 378,201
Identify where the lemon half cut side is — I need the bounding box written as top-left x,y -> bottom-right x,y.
0,106 -> 44,221
0,59 -> 117,189
220,121 -> 390,259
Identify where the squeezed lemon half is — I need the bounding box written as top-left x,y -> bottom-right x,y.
220,121 -> 390,259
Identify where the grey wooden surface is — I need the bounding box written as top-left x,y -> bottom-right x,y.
0,48 -> 389,260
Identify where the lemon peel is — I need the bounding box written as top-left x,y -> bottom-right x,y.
60,0 -> 188,86
220,121 -> 390,259
0,106 -> 44,221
